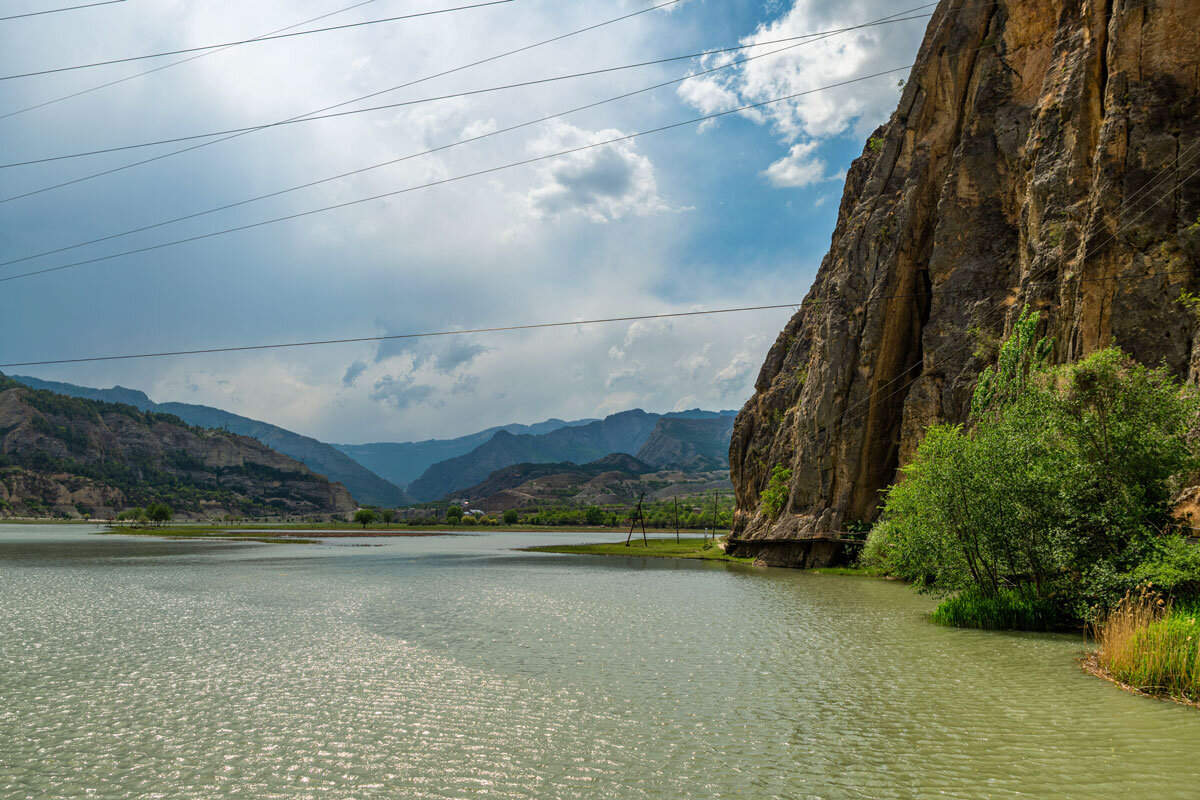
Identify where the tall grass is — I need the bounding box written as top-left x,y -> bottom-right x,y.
931,586 -> 1061,631
1095,592 -> 1200,702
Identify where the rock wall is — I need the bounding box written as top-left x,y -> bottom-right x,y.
729,0 -> 1200,558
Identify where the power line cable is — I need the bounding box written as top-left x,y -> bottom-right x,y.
0,0 -> 381,120
0,12 -> 935,170
0,6 -> 934,270
0,0 -> 685,205
0,64 -> 939,284
0,304 -> 803,368
0,0 -> 515,82
0,0 -> 124,23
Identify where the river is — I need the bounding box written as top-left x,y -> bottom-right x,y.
1,525 -> 1196,798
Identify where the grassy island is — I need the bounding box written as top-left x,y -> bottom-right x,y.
523,537 -> 754,563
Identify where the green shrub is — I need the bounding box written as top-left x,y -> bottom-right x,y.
872,307 -> 1200,626
759,465 -> 791,521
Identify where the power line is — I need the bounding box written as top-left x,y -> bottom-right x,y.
0,304 -> 803,368
0,12 -> 935,170
0,0 -> 124,23
0,0 -> 381,120
0,0 -> 685,205
0,1 -> 515,82
0,64 -> 930,284
0,6 -> 934,270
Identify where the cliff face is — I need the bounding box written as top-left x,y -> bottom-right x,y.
0,379 -> 356,519
730,0 -> 1200,556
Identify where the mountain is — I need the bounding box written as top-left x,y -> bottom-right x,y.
0,375 -> 356,519
452,452 -> 728,511
635,416 -> 735,471
408,408 -> 736,501
727,0 -> 1200,563
332,417 -> 597,488
10,375 -> 409,507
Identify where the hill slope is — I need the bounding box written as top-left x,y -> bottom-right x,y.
409,409 -> 735,501
333,417 -> 596,488
728,0 -> 1200,561
11,375 -> 408,507
635,416 -> 735,471
0,375 -> 355,518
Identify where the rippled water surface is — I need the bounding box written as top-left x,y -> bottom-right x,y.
1,525 -> 1197,799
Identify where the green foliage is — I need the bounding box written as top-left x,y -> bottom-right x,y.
1177,290 -> 1200,324
867,135 -> 884,153
931,586 -> 1062,631
502,508 -> 519,525
380,509 -> 395,526
353,508 -> 378,528
759,465 -> 792,521
145,502 -> 173,526
584,505 -> 604,525
869,310 -> 1200,627
445,505 -> 464,523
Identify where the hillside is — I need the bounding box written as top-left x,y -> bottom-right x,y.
408,409 -> 736,501
333,417 -> 597,488
635,416 -> 735,471
728,0 -> 1200,563
0,375 -> 356,519
452,452 -> 729,512
11,375 -> 409,507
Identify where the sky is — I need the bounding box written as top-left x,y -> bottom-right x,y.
0,0 -> 930,444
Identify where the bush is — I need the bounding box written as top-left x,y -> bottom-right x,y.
870,308 -> 1200,626
502,509 -> 519,525
759,465 -> 791,520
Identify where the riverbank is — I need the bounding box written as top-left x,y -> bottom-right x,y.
522,537 -> 753,563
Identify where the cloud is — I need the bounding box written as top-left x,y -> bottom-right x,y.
714,335 -> 766,395
676,0 -> 924,180
342,360 -> 368,387
762,141 -> 830,188
371,374 -> 440,410
524,121 -> 672,223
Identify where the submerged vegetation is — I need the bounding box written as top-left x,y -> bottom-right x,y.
865,308 -> 1200,632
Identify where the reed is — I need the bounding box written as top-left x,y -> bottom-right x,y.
1095,591 -> 1200,702
931,586 -> 1061,630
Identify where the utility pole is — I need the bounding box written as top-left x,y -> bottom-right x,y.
626,492 -> 647,547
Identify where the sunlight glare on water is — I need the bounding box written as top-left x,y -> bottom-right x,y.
1,526 -> 1197,799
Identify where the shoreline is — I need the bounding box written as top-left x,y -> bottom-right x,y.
1080,653 -> 1200,710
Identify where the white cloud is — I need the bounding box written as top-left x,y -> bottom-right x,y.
762,141 -> 830,188
524,121 -> 673,223
676,0 -> 923,183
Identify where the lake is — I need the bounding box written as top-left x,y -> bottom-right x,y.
1,525 -> 1197,798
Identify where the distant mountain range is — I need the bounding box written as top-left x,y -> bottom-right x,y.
332,417 -> 597,488
0,374 -> 355,518
408,409 -> 737,501
10,375 -> 736,509
10,375 -> 410,508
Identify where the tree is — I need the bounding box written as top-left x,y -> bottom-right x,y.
354,508 -> 378,528
584,505 -> 604,526
381,509 -> 395,526
867,309 -> 1200,622
445,505 -> 463,523
146,502 -> 173,527
502,508 -> 519,525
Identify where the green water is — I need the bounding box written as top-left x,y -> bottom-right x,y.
1,526 -> 1196,799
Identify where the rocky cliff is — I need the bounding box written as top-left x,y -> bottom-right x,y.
729,0 -> 1200,562
0,376 -> 356,519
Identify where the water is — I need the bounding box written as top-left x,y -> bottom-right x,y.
1,525 -> 1197,799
